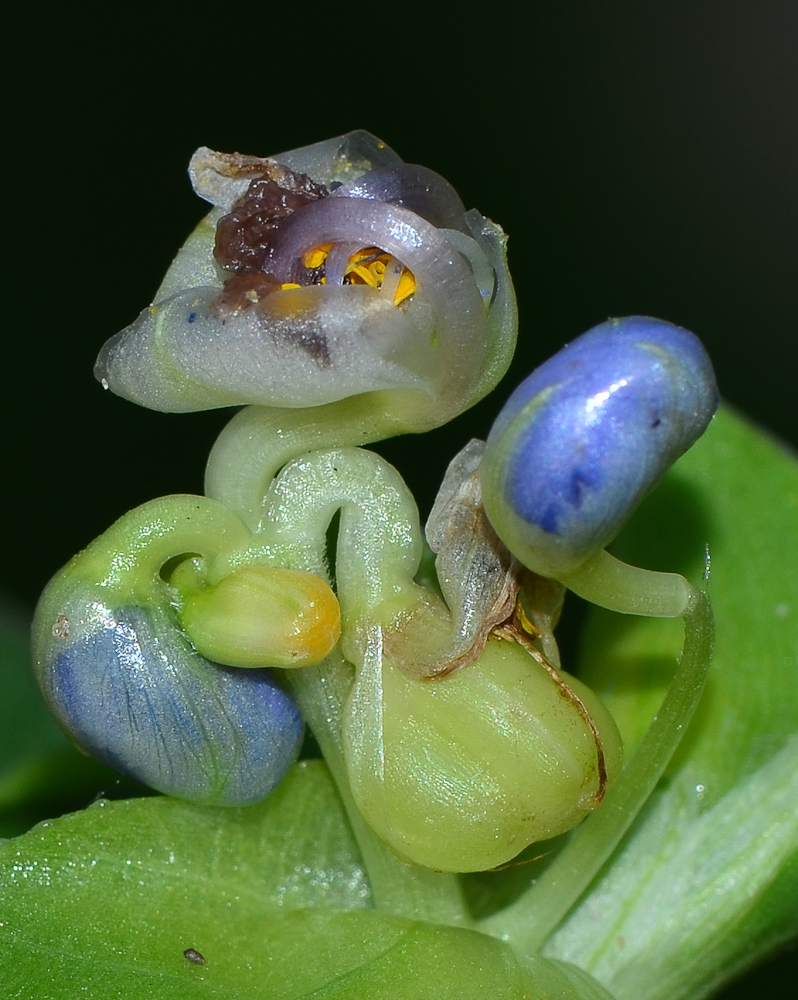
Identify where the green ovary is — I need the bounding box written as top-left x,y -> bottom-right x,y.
345,637 -> 622,872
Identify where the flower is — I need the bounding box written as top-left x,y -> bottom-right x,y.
95,131 -> 517,434
31,495 -> 341,805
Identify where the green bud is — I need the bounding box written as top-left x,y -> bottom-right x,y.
343,633 -> 622,872
179,565 -> 341,669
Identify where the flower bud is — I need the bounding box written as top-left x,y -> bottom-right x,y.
179,565 -> 341,668
482,317 -> 719,580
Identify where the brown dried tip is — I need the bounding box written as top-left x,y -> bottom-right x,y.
214,169 -> 328,275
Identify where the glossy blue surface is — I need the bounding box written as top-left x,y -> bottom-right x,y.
484,317 -> 718,575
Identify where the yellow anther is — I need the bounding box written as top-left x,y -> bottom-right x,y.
289,244 -> 416,306
515,599 -> 541,640
303,243 -> 332,269
345,263 -> 381,287
394,268 -> 416,306
343,246 -> 416,305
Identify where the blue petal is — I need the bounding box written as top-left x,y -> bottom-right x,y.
40,600 -> 303,806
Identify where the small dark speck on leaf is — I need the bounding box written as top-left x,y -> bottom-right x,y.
184,947 -> 206,965
188,312 -> 197,324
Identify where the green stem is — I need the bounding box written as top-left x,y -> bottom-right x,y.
257,447 -> 423,625
241,446 -> 470,925
478,588 -> 714,952
560,549 -> 694,618
205,396 -> 422,530
68,495 -> 251,598
283,656 -> 472,927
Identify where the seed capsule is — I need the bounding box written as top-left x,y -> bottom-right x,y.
343,633 -> 622,872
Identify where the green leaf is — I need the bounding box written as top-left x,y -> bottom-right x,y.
0,760 -> 611,999
545,406 -> 798,999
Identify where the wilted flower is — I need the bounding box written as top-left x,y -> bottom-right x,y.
96,131 -> 517,434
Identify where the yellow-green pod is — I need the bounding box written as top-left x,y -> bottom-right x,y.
343,634 -> 622,872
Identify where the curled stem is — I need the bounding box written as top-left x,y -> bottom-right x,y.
246,445 -> 471,924
54,494 -> 252,598
205,396 -> 428,531
478,587 -> 714,952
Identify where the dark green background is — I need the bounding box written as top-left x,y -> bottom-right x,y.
4,2 -> 796,995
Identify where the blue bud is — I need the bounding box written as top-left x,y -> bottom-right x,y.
34,589 -> 303,806
482,317 -> 719,579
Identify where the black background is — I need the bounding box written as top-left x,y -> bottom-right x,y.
4,2 -> 796,994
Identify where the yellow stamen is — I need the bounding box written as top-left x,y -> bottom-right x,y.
343,247 -> 416,305
303,243 -> 333,269
286,244 -> 416,306
394,268 -> 416,306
